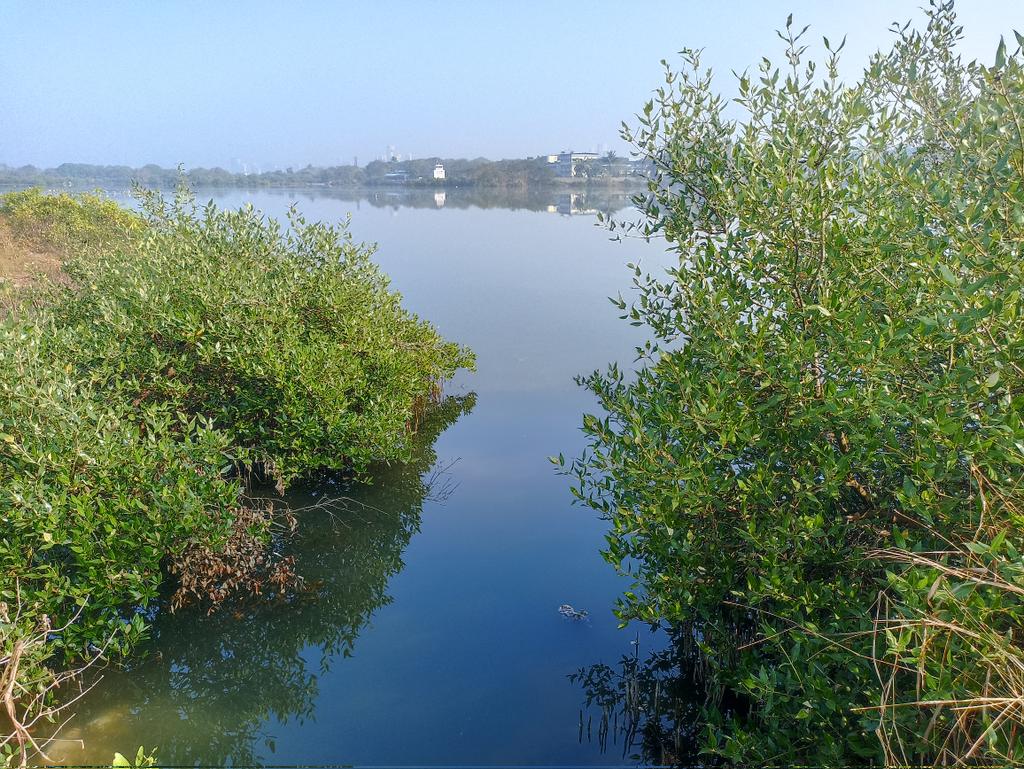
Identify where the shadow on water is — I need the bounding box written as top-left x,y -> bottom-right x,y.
49,393 -> 475,766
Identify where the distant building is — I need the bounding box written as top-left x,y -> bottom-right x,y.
433,163 -> 446,180
546,151 -> 600,178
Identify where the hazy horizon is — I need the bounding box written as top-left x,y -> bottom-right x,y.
4,1 -> 1021,170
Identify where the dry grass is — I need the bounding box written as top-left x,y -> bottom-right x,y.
864,473 -> 1024,767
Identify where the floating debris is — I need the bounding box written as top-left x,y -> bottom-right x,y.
559,603 -> 589,620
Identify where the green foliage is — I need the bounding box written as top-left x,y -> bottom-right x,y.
0,187 -> 143,254
0,188 -> 472,762
0,319 -> 242,652
111,746 -> 157,768
566,3 -> 1024,764
49,189 -> 473,484
0,312 -> 247,766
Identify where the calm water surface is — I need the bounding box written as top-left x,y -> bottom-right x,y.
50,188 -> 680,766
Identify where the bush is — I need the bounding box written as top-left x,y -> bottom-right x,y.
0,317 -> 246,650
0,188 -> 143,254
0,313 -> 251,765
565,4 -> 1024,764
49,189 -> 473,486
0,188 -> 472,764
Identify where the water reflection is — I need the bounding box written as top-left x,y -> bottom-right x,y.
192,186 -> 635,217
0,183 -> 638,221
571,627 -> 711,766
51,394 -> 475,766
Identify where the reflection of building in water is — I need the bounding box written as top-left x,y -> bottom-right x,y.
546,150 -> 599,177
432,163 -> 446,180
434,190 -> 446,207
551,192 -> 598,216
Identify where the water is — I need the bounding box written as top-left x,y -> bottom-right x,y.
47,187 -> 682,766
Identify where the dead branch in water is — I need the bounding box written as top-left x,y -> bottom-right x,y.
1,587 -> 108,768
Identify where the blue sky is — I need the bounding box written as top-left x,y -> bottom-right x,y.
3,1 -> 1021,169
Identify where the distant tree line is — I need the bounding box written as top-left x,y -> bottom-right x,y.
0,155 -> 650,190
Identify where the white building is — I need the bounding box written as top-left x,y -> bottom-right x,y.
546,151 -> 600,177
433,163 -> 446,180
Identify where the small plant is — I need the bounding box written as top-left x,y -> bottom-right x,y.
111,746 -> 157,768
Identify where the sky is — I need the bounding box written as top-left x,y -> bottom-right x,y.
2,1 -> 1022,170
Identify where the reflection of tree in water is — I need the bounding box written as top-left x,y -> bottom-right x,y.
247,185 -> 637,216
571,625 -> 745,767
54,394 -> 475,766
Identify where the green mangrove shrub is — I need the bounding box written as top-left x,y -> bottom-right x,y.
0,318 -> 244,652
0,188 -> 472,764
0,188 -> 143,254
49,189 -> 473,485
565,3 -> 1024,764
0,314 -> 249,766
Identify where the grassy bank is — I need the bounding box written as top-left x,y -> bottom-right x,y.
0,188 -> 472,765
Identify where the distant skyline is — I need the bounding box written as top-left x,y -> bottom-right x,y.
3,1 -> 1022,169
